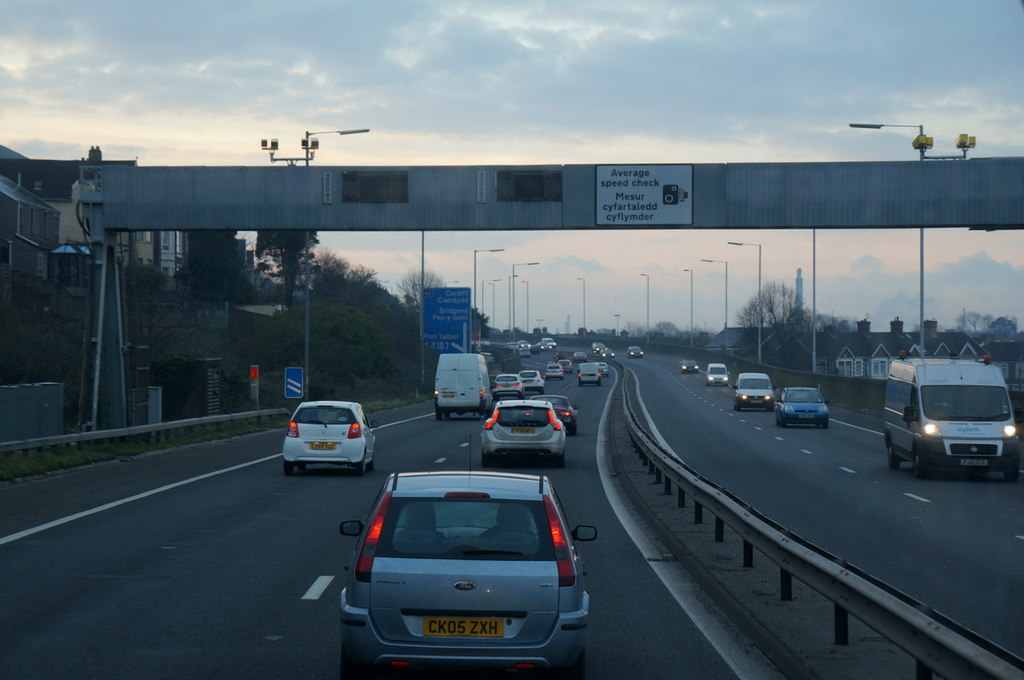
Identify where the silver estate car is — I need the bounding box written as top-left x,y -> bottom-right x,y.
481,399 -> 567,467
338,471 -> 596,678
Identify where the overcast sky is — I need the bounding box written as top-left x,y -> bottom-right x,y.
4,1 -> 1024,335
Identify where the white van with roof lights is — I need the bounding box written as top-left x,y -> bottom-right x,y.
883,356 -> 1022,481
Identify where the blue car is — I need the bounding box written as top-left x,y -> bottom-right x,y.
775,387 -> 830,428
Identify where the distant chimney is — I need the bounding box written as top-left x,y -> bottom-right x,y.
795,268 -> 804,309
87,146 -> 102,163
924,319 -> 938,337
857,319 -> 871,334
890,317 -> 904,334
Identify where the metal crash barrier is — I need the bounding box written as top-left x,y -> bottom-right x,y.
618,368 -> 1023,680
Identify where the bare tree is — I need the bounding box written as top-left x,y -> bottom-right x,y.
396,268 -> 446,313
735,280 -> 809,331
652,321 -> 681,337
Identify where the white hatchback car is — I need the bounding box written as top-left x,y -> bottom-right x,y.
481,400 -> 567,467
518,369 -> 546,395
282,401 -> 376,476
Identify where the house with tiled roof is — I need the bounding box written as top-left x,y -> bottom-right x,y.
707,317 -> 986,378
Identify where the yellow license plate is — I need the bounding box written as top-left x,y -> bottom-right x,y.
441,392 -> 456,398
309,442 -> 336,450
511,427 -> 536,434
423,617 -> 504,637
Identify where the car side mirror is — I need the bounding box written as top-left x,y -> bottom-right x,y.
573,525 -> 597,541
902,406 -> 918,423
339,519 -> 363,536
732,384 -> 738,390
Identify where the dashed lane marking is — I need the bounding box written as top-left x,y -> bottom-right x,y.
301,575 -> 335,600
903,493 -> 932,503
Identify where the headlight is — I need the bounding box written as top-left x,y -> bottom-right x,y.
740,394 -> 748,400
784,405 -> 795,413
764,395 -> 772,401
922,422 -> 941,436
1004,424 -> 1017,437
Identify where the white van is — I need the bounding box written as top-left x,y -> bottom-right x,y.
705,363 -> 729,386
434,353 -> 491,420
733,372 -> 774,411
883,357 -> 1022,481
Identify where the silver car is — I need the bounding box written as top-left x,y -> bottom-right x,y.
481,399 -> 567,467
338,471 -> 596,678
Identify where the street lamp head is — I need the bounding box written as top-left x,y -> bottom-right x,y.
849,123 -> 884,129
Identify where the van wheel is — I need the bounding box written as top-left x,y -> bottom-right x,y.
886,440 -> 901,469
434,409 -> 442,421
912,451 -> 927,479
1005,468 -> 1020,482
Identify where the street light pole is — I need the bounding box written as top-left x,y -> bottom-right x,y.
473,248 -> 504,350
261,127 -> 370,399
640,273 -> 650,342
728,242 -> 762,363
521,279 -> 530,338
577,277 -> 586,338
682,268 -> 694,347
511,262 -> 539,341
849,122 -> 974,358
701,259 -> 728,330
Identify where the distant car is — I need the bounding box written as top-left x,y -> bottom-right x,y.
481,399 -> 567,466
627,346 -> 644,358
597,362 -> 610,377
590,342 -> 606,354
733,372 -> 774,411
679,358 -> 699,373
599,348 -> 615,358
282,401 -> 377,476
776,387 -> 830,428
492,373 -> 524,399
539,337 -> 557,350
577,362 -> 602,386
537,393 -> 579,435
518,346 -> 532,358
557,359 -> 575,374
705,362 -> 730,386
572,351 -> 589,363
555,351 -> 571,361
518,369 -> 546,395
337,471 -> 595,678
545,363 -> 565,380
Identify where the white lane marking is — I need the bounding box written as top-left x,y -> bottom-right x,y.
831,418 -> 883,436
801,449 -> 814,455
0,454 -> 282,547
301,575 -> 335,600
1016,536 -> 1024,542
903,493 -> 932,503
459,442 -> 470,448
434,457 -> 447,464
373,413 -> 434,429
839,467 -> 858,474
773,436 -> 784,441
611,369 -> 784,680
753,426 -> 763,431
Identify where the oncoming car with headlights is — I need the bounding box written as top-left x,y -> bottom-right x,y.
337,471 -> 596,678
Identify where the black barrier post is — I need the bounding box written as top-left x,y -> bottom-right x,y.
714,517 -> 725,542
654,466 -> 662,484
834,604 -> 849,645
694,501 -> 703,524
743,540 -> 754,568
663,476 -> 672,495
780,569 -> 792,601
677,488 -> 686,508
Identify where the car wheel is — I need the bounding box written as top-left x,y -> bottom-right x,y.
733,403 -> 740,411
912,450 -> 927,479
886,439 -> 901,469
340,644 -> 374,680
552,454 -> 565,468
366,453 -> 375,472
597,379 -> 602,386
568,424 -> 577,436
822,420 -> 829,429
777,416 -> 786,428
283,459 -> 295,475
578,380 -> 583,386
1004,468 -> 1019,482
354,457 -> 367,476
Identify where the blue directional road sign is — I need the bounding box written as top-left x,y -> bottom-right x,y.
423,287 -> 471,354
284,366 -> 304,398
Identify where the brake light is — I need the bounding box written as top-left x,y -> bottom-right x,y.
347,422 -> 362,439
484,411 -> 498,430
544,497 -> 574,586
445,491 -> 490,498
286,421 -> 300,437
548,410 -> 563,431
355,493 -> 391,582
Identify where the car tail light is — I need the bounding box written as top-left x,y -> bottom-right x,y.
445,491 -> 490,498
484,411 -> 499,430
355,492 -> 392,582
347,422 -> 362,439
547,410 -> 563,431
286,421 -> 300,437
559,410 -> 571,418
544,497 -> 574,586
